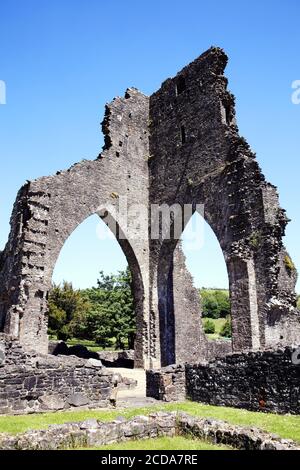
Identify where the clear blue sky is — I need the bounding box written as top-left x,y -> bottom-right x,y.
0,0 -> 299,291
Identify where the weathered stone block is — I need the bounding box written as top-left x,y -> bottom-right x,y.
39,394 -> 66,410
67,393 -> 90,407
86,358 -> 102,368
24,376 -> 37,390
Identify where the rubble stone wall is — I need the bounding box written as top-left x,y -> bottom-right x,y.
147,347 -> 300,415
146,364 -> 186,402
186,347 -> 300,414
0,334 -> 114,415
0,412 -> 298,450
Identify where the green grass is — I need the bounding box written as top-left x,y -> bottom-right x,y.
211,318 -> 226,334
1,401 -> 300,443
49,336 -> 119,353
81,436 -> 232,450
202,318 -> 231,340
52,338 -> 117,353
66,338 -> 112,353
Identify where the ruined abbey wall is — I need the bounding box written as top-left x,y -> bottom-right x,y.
186,347 -> 300,414
148,48 -> 299,357
0,89 -> 151,366
0,47 -> 299,369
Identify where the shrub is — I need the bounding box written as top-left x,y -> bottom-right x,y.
220,318 -> 232,338
204,319 -> 216,334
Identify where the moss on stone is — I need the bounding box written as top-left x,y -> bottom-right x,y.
284,255 -> 296,274
249,231 -> 261,249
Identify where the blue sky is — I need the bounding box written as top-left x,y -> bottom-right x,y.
0,0 -> 299,291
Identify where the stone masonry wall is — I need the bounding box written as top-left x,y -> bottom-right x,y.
0,334 -> 114,415
147,347 -> 300,415
0,333 -> 29,365
1,47 -> 299,368
186,347 -> 300,414
0,88 -> 151,367
146,364 -> 186,402
145,340 -> 232,402
148,47 -> 300,357
0,412 -> 298,450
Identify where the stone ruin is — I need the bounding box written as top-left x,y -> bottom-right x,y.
1,411 -> 298,450
0,47 -> 300,415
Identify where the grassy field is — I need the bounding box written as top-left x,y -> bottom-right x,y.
1,402 -> 299,443
65,338 -> 115,352
82,436 -> 232,450
49,337 -> 117,353
202,318 -> 230,340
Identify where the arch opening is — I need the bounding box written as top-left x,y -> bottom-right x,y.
157,209 -> 232,366
182,211 -> 232,343
49,213 -> 144,367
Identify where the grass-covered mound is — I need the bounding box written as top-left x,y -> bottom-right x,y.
0,402 -> 299,443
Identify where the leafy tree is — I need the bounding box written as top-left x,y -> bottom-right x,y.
214,290 -> 231,317
200,289 -> 230,319
48,303 -> 66,335
48,281 -> 91,341
82,267 -> 135,349
204,319 -> 216,334
48,269 -> 135,349
220,317 -> 232,338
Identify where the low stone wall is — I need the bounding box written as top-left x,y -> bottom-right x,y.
177,413 -> 299,450
0,412 -> 298,450
0,334 -> 116,414
146,364 -> 186,402
146,347 -> 300,415
0,359 -> 113,415
186,347 -> 300,414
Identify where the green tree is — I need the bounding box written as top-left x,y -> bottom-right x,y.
200,289 -> 230,319
83,267 -> 135,350
48,304 -> 66,335
220,317 -> 232,338
204,319 -> 216,335
48,281 -> 91,340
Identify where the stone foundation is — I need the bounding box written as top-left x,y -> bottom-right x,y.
147,347 -> 300,415
186,347 -> 300,414
0,334 -> 118,414
0,412 -> 298,450
146,364 -> 186,402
